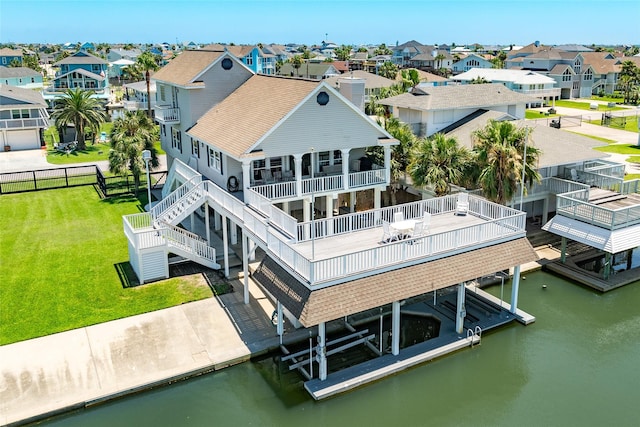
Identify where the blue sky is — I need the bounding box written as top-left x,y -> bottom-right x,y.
1,0 -> 638,46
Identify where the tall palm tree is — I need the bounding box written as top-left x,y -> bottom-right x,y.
290,55 -> 303,77
135,51 -> 160,117
408,133 -> 471,196
108,110 -> 159,196
472,120 -> 541,205
51,88 -> 106,150
400,69 -> 421,91
378,61 -> 398,80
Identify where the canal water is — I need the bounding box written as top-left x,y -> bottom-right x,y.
44,271 -> 640,427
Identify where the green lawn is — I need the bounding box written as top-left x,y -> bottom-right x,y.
587,115 -> 639,133
0,186 -> 212,345
626,174 -> 640,180
553,100 -> 627,111
593,144 -> 640,155
567,132 -> 616,144
45,124 -> 165,165
591,95 -> 624,104
628,156 -> 640,164
525,110 -> 559,119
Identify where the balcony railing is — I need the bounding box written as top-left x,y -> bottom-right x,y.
154,105 -> 180,124
250,167 -> 386,201
556,189 -> 640,230
123,100 -> 147,111
0,117 -> 49,129
516,88 -> 561,97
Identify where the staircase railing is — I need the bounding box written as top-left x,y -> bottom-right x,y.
152,175 -> 202,219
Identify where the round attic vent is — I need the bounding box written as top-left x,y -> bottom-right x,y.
317,91 -> 329,106
221,58 -> 233,70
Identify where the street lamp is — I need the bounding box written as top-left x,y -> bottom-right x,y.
142,149 -> 152,212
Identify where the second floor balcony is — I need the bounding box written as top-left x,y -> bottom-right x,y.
154,105 -> 180,124
0,116 -> 49,130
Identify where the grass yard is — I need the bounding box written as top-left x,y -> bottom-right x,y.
593,144 -> 640,155
44,124 -> 165,165
553,100 -> 627,112
587,115 -> 639,133
525,110 -> 559,119
0,186 -> 212,345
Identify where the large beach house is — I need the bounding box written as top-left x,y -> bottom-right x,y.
123,46 -> 538,398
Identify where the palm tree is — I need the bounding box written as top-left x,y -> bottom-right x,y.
378,61 -> 398,80
51,88 -> 106,150
108,110 -> 159,196
290,55 -> 303,77
367,117 -> 417,205
408,133 -> 471,196
400,69 -> 421,91
472,120 -> 541,205
434,53 -> 446,73
135,51 -> 160,117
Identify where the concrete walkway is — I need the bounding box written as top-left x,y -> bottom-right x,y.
0,271 -> 286,426
0,244 -> 559,426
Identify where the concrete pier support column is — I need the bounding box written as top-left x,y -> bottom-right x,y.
205,202 -> 210,245
392,300 -> 401,356
242,232 -> 249,304
326,195 -> 333,234
317,322 -> 327,381
510,265 -> 521,314
276,301 -> 284,341
190,212 -> 195,233
222,215 -> 229,278
542,197 -> 549,224
603,252 -> 612,280
561,237 -> 567,263
455,283 -> 466,334
341,149 -> 350,190
282,201 -> 290,216
303,197 -> 311,223
248,238 -> 256,262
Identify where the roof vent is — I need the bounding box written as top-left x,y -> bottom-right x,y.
317,91 -> 329,106
221,58 -> 233,70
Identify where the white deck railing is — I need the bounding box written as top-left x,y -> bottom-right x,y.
348,169 -> 386,188
154,105 -> 180,123
556,189 -> 640,230
152,175 -> 202,219
0,117 -> 49,129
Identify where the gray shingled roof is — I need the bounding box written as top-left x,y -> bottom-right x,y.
253,238 -> 537,327
0,66 -> 40,78
0,84 -> 47,107
54,51 -> 107,66
379,83 -> 537,111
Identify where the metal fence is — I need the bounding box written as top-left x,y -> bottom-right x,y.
0,165 -> 166,197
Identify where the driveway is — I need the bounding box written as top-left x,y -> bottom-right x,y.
0,149 -> 167,174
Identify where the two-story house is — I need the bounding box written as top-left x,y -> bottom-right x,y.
0,48 -> 23,67
0,85 -> 49,151
379,83 -> 537,137
204,44 -> 276,75
122,46 -> 538,397
452,68 -> 560,106
0,66 -> 44,89
451,53 -> 493,74
45,50 -> 110,104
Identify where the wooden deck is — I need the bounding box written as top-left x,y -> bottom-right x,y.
291,212 -> 487,260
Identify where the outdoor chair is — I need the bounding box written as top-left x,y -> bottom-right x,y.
283,170 -> 294,181
263,170 -> 275,184
422,212 -> 431,233
570,169 -> 583,183
408,221 -> 425,243
393,211 -> 404,223
382,221 -> 400,243
455,193 -> 469,216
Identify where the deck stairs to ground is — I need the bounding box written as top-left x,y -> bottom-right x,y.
158,221 -> 219,269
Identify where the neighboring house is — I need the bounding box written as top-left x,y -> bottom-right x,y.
325,70 -> 396,104
45,50 -> 110,104
401,70 -> 450,87
452,68 -> 560,106
506,46 -> 599,98
205,44 -> 276,75
123,46 -> 536,394
107,48 -> 142,63
452,53 -> 493,73
80,42 -> 95,51
0,48 -> 23,66
0,66 -> 44,89
379,83 -> 536,137
0,84 -> 49,151
277,62 -> 340,80
122,79 -> 156,112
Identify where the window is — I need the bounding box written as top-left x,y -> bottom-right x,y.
584,69 -> 593,81
538,84 -> 544,90
252,159 -> 266,181
245,55 -> 253,66
573,81 -> 579,90
529,84 -> 535,90
171,128 -> 182,152
191,138 -> 199,158
319,151 -> 330,168
159,86 -> 165,102
208,148 -> 223,173
333,150 -> 342,165
574,59 -> 581,74
562,69 -> 572,82
161,124 -> 166,136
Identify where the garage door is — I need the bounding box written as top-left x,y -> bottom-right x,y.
7,129 -> 40,151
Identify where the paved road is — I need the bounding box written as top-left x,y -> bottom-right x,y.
0,149 -> 167,174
